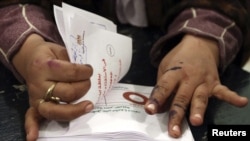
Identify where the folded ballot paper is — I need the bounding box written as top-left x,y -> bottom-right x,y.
38,3 -> 194,141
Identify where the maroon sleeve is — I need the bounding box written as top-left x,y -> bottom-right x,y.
150,8 -> 242,73
0,4 -> 63,83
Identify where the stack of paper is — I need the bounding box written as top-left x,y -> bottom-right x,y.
39,83 -> 194,141
53,2 -> 132,104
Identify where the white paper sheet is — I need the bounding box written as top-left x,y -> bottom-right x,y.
53,3 -> 132,104
38,83 -> 194,141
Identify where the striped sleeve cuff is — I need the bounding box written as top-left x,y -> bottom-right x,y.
0,4 -> 63,83
150,8 -> 242,72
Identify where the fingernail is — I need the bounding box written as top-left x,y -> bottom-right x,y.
193,114 -> 203,125
172,125 -> 180,133
147,104 -> 156,113
240,97 -> 248,102
85,103 -> 94,113
145,99 -> 159,114
194,114 -> 202,120
85,64 -> 93,69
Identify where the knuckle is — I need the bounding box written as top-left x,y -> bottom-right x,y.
173,103 -> 186,111
195,93 -> 208,105
150,85 -> 170,105
154,85 -> 169,97
193,105 -> 205,112
175,94 -> 190,106
212,85 -> 226,98
171,94 -> 190,112
30,58 -> 45,70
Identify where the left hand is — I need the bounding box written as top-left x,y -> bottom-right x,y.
144,34 -> 248,138
12,34 -> 94,141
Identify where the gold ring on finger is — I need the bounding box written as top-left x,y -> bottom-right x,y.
44,83 -> 61,104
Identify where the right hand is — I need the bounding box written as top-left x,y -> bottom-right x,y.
144,34 -> 248,138
12,34 -> 94,141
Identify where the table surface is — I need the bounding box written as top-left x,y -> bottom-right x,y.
1,25 -> 250,141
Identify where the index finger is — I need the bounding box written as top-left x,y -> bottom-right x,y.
144,69 -> 181,114
47,59 -> 93,82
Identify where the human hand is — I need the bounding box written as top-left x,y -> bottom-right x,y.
144,34 -> 248,138
12,34 -> 94,141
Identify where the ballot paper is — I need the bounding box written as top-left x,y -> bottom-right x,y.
53,3 -> 132,104
38,3 -> 194,141
38,83 -> 194,141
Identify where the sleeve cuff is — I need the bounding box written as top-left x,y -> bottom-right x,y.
0,4 -> 63,83
150,8 -> 243,72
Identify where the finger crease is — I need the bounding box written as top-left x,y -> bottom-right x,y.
152,85 -> 168,97
173,103 -> 186,111
164,66 -> 182,73
196,94 -> 208,105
